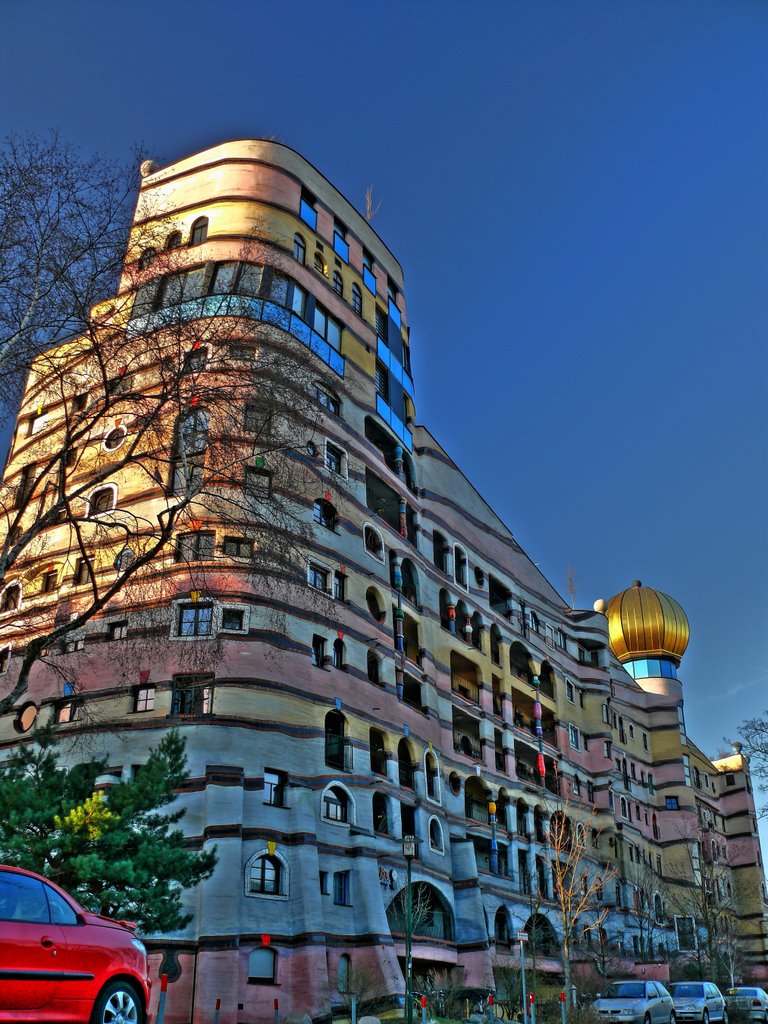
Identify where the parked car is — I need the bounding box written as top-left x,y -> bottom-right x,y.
0,864 -> 151,1023
725,988 -> 768,1023
669,982 -> 727,1024
593,980 -> 676,1024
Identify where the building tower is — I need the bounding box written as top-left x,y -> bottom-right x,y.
0,142 -> 766,1024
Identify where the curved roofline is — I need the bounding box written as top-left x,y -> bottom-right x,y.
140,138 -> 404,280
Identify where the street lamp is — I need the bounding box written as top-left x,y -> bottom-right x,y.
403,835 -> 417,1024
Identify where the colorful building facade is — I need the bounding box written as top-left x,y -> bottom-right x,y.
0,141 -> 766,1023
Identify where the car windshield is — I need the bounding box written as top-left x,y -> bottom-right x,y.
672,986 -> 704,998
603,984 -> 646,999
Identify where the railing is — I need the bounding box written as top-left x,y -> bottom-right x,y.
453,731 -> 481,760
465,798 -> 490,824
452,673 -> 480,704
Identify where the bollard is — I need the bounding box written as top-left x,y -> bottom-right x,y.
421,995 -> 427,1024
274,996 -> 280,1024
213,997 -> 221,1024
529,992 -> 536,1024
156,974 -> 168,1024
560,991 -> 566,1024
352,993 -> 357,1024
487,993 -> 495,1024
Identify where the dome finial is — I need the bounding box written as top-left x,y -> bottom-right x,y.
605,581 -> 689,665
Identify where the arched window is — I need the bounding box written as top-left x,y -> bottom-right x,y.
439,589 -> 453,631
322,783 -> 352,823
620,796 -> 629,819
372,792 -> 389,834
190,217 -> 208,245
138,247 -> 156,270
517,799 -> 529,837
313,498 -> 337,529
332,638 -> 345,670
90,486 -> 115,516
248,854 -> 283,895
509,642 -> 534,683
398,739 -> 414,789
337,954 -> 350,993
429,816 -> 444,853
401,559 -> 419,604
433,531 -> 448,573
494,907 -> 510,945
293,233 -> 306,264
364,524 -> 384,561
367,650 -> 382,685
0,584 -> 21,612
366,588 -> 384,622
539,660 -> 555,699
333,271 -> 344,296
470,611 -> 483,650
370,729 -> 387,774
248,947 -> 275,983
325,711 -> 349,770
351,283 -> 362,314
314,252 -> 326,275
165,230 -> 182,250
178,407 -> 210,455
425,751 -> 440,801
454,546 -> 468,588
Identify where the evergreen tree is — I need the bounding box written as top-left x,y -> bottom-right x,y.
0,726 -> 215,933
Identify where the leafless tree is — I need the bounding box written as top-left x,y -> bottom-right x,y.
0,168 -> 338,715
363,186 -> 382,222
548,801 -> 617,1011
739,716 -> 768,815
623,856 -> 669,961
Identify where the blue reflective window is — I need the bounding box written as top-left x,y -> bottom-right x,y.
333,233 -> 349,263
388,299 -> 401,328
300,198 -> 317,231
363,266 -> 377,294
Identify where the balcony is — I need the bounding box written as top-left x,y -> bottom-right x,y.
465,797 -> 490,824
453,730 -> 481,760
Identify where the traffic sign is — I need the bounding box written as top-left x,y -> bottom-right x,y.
517,931 -> 529,941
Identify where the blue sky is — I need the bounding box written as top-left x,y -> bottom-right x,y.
1,1 -> 766,800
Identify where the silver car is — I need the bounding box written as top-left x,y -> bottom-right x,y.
725,988 -> 768,1023
669,983 -> 727,1024
593,981 -> 676,1024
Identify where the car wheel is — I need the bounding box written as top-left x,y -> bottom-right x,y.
90,980 -> 143,1024
644,1014 -> 651,1024
703,1011 -> 709,1024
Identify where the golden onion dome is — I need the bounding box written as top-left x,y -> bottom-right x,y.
604,580 -> 689,665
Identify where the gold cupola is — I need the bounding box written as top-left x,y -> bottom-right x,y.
605,580 -> 690,665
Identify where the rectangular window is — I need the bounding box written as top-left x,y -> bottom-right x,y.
725,773 -> 735,787
333,571 -> 346,601
325,442 -> 345,476
374,360 -> 389,402
665,796 -> 679,810
648,773 -> 655,794
108,621 -> 128,641
229,343 -> 255,362
0,647 -> 10,674
362,249 -> 376,294
566,680 -> 575,703
175,531 -> 215,562
16,464 -> 35,507
222,536 -> 253,558
682,755 -> 691,786
587,781 -> 595,802
642,731 -> 649,751
30,411 -> 48,435
264,769 -> 285,807
319,871 -> 329,895
314,386 -> 340,416
300,192 -> 317,231
333,870 -> 351,906
308,564 -> 329,592
41,570 -> 58,594
291,282 -> 307,318
311,635 -> 326,667
568,724 -> 580,750
134,685 -> 155,713
177,604 -> 213,637
313,305 -> 341,351
333,220 -> 349,262
244,402 -> 273,434
244,467 -> 272,497
601,703 -> 609,724
221,608 -> 245,631
171,674 -> 213,715
603,740 -> 612,758
72,393 -> 88,413
56,699 -> 84,723
182,348 -> 207,374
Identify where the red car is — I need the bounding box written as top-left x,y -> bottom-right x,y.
0,864 -> 151,1023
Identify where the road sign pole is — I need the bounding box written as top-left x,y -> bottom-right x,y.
519,933 -> 528,1020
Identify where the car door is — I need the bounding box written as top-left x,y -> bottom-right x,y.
655,982 -> 671,1024
0,869 -> 68,1013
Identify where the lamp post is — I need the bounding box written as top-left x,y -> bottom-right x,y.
403,834 -> 416,1024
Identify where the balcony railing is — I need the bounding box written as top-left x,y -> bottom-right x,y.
452,674 -> 480,704
465,797 -> 490,824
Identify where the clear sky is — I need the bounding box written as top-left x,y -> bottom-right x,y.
1,1 -> 766,804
